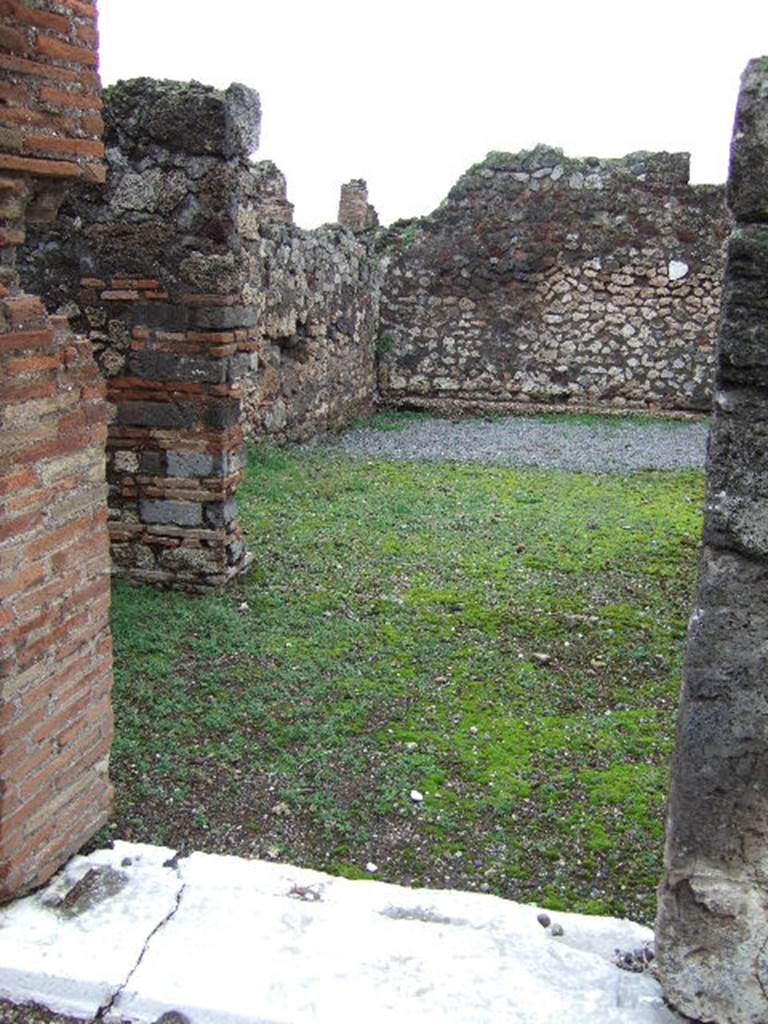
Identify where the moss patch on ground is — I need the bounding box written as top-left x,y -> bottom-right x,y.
102,443 -> 703,924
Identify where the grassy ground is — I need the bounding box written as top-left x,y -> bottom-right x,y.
99,433 -> 703,925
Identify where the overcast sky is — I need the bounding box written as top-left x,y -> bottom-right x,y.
98,0 -> 767,229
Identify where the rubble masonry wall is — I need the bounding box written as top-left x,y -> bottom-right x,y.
377,147 -> 728,414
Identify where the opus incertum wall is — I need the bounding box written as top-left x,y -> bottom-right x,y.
377,147 -> 729,415
656,57 -> 768,1024
0,0 -> 113,901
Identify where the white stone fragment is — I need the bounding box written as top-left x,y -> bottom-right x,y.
410,789 -> 424,802
668,260 -> 689,281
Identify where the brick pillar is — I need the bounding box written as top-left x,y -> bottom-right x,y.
655,57 -> 768,1023
88,282 -> 254,591
0,297 -> 112,901
0,0 -> 113,901
69,79 -> 261,591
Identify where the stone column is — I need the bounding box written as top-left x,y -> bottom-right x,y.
655,57 -> 768,1024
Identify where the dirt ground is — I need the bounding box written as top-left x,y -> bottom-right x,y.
0,1000 -> 139,1024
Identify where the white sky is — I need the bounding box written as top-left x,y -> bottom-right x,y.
98,0 -> 768,229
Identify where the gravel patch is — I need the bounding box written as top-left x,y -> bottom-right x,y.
308,414 -> 709,472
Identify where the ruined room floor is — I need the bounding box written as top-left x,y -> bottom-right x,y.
0,841 -> 686,1024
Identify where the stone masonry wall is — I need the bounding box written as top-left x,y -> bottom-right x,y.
338,178 -> 379,234
20,82 -> 380,454
0,0 -> 113,901
239,163 -> 379,441
655,57 -> 768,1024
22,78 -> 262,591
377,147 -> 729,413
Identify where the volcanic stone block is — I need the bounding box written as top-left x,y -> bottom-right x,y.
166,453 -> 216,478
717,227 -> 768,383
139,451 -> 165,475
104,80 -> 261,161
703,393 -> 768,559
139,500 -> 203,527
128,351 -> 228,386
188,305 -> 259,330
204,499 -> 237,529
203,401 -> 240,429
727,58 -> 768,223
656,548 -> 768,1022
118,401 -> 197,430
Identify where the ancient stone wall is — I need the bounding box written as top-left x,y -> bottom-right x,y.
21,78 -> 261,590
338,178 -> 379,234
237,164 -> 379,442
0,0 -> 113,901
377,148 -> 728,414
20,80 -> 380,457
655,57 -> 768,1024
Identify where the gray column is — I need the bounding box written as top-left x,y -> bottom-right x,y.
655,57 -> 768,1024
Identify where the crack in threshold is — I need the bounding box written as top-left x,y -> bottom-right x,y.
94,873 -> 186,1022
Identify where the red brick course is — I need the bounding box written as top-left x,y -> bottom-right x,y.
0,0 -> 104,257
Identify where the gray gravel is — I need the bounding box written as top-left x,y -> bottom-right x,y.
308,414 -> 709,473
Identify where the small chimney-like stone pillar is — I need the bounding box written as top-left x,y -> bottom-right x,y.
655,57 -> 768,1024
338,179 -> 379,233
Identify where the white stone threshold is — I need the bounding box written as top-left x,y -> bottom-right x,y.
0,841 -> 685,1023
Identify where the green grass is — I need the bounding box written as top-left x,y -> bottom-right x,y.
104,443 -> 703,924
529,411 -> 706,430
351,408 -> 432,431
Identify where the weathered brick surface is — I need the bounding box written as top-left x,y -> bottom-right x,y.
338,178 -> 379,234
0,0 -> 104,253
0,297 -> 112,903
0,0 -> 112,903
